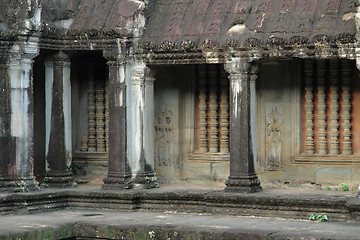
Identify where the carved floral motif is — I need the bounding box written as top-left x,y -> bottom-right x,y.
159,41 -> 176,52
180,40 -> 196,51
200,39 -> 218,50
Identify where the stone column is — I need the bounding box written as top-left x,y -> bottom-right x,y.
0,37 -> 40,192
224,58 -> 262,193
127,61 -> 158,188
44,51 -> 75,187
102,56 -> 130,189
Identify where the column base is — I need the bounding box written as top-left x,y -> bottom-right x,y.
225,174 -> 262,193
44,170 -> 76,188
0,177 -> 39,192
133,171 -> 159,189
102,172 -> 131,190
102,171 -> 159,190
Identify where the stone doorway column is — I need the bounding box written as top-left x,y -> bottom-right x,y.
127,61 -> 158,188
102,55 -> 130,189
0,37 -> 40,192
224,58 -> 262,193
44,51 -> 75,187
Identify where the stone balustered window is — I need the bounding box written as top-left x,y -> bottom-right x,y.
80,68 -> 109,153
195,64 -> 229,154
299,59 -> 358,163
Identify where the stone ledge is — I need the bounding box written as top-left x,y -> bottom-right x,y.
0,188 -> 359,222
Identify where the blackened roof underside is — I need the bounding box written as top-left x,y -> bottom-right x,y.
141,0 -> 357,50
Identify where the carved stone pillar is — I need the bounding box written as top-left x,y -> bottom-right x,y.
127,61 -> 158,188
44,51 -> 75,187
224,59 -> 262,193
0,37 -> 40,192
102,55 -> 130,189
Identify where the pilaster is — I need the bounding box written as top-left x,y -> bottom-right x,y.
44,51 -> 75,187
224,58 -> 262,193
0,37 -> 40,192
127,60 -> 158,189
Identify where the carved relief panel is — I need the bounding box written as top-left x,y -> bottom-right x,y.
265,105 -> 284,170
154,105 -> 175,167
257,60 -> 301,171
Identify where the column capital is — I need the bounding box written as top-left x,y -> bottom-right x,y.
224,58 -> 251,76
45,51 -> 71,67
144,66 -> 156,85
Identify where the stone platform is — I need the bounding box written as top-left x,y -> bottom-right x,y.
1,182 -> 360,239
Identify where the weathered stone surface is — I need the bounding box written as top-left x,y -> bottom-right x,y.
141,0 -> 356,51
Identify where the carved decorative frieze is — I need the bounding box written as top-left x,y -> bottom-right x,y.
334,33 -> 356,44
266,37 -> 285,48
244,37 -> 262,48
312,35 -> 332,45
289,36 -> 309,46
159,41 -> 176,52
200,39 -> 218,50
180,40 -> 196,52
140,41 -> 156,52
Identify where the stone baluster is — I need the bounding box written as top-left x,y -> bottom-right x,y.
44,51 -> 75,187
304,60 -> 315,154
198,65 -> 208,152
96,75 -> 106,152
329,60 -> 340,155
219,66 -> 229,153
105,78 -> 110,153
102,52 -> 130,189
208,65 -> 219,152
341,60 -> 352,155
87,65 -> 96,152
316,60 -> 327,155
224,58 -> 262,193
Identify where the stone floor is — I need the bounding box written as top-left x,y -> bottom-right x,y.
1,180 -> 360,239
1,208 -> 360,239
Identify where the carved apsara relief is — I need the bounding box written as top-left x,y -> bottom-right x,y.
265,106 -> 284,171
154,105 -> 175,167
